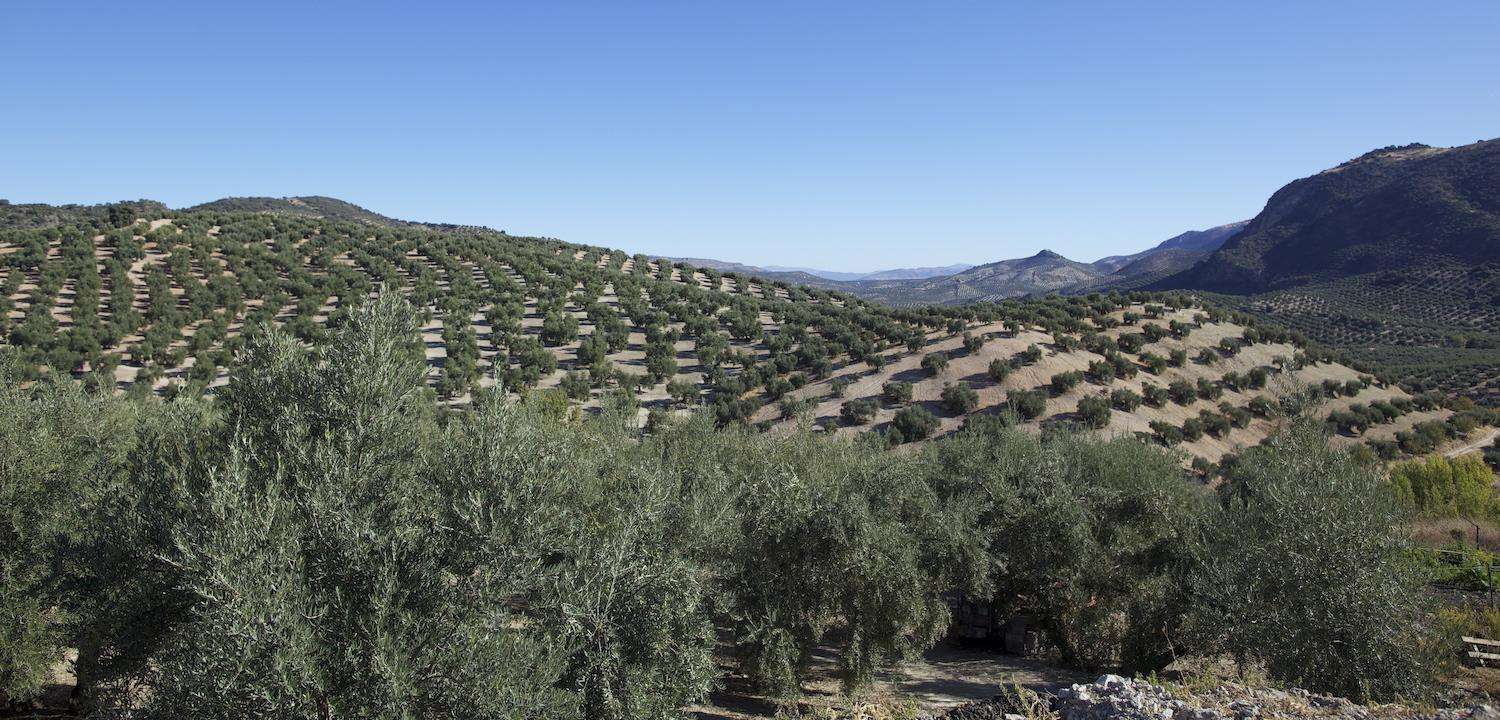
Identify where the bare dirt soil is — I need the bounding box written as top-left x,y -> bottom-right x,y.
689,642 -> 1088,720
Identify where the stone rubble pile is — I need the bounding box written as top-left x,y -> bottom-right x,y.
939,674 -> 1500,720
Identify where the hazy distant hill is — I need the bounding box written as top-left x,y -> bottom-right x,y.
853,250 -> 1099,305
761,265 -> 869,281
1158,140 -> 1500,294
765,263 -> 975,281
677,259 -> 973,283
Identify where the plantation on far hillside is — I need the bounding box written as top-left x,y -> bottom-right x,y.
2,199 -> 1493,471
1215,263 -> 1500,406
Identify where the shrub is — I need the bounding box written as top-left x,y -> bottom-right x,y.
561,370 -> 591,400
1389,455 -> 1497,519
883,381 -> 913,405
1013,344 -> 1042,367
941,382 -> 979,414
830,376 -> 854,398
841,397 -> 878,425
1076,395 -> 1111,428
1149,420 -> 1183,446
892,405 -> 939,442
667,378 -> 700,405
987,358 -> 1011,384
1168,380 -> 1197,405
921,352 -> 949,376
962,332 -> 984,354
1050,371 -> 1083,395
1141,384 -> 1169,408
1006,389 -> 1047,421
1110,388 -> 1142,412
1194,422 -> 1434,700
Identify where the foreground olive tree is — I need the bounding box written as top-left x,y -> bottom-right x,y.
0,361 -> 139,701
923,423 -> 1208,673
2,295 -> 721,719
145,294 -> 718,719
644,419 -> 984,695
1192,420 -> 1432,701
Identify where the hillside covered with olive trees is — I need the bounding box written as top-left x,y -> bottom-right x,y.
2,197 -> 1493,471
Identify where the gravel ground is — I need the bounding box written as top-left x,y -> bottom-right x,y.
939,675 -> 1500,720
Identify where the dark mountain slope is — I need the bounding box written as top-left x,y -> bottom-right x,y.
1090,221 -> 1247,274
1073,221 -> 1249,292
1158,140 -> 1500,294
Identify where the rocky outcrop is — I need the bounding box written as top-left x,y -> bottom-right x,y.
940,674 -> 1500,720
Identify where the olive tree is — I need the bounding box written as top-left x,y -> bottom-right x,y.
1190,420 -> 1433,701
925,424 -> 1207,673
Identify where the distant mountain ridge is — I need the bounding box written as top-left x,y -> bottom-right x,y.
856,250 -> 1096,304
674,223 -> 1245,306
672,259 -> 973,282
832,223 -> 1246,305
1090,222 -> 1248,274
766,263 -> 976,281
1066,221 -> 1250,293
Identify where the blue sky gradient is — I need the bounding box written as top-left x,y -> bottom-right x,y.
3,1 -> 1497,270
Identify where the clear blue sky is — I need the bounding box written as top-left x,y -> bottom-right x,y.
4,2 -> 1497,271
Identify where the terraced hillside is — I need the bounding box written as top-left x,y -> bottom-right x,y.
2,199 -> 1488,467
1217,262 -> 1500,404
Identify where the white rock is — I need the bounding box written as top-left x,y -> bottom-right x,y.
1097,674 -> 1129,689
